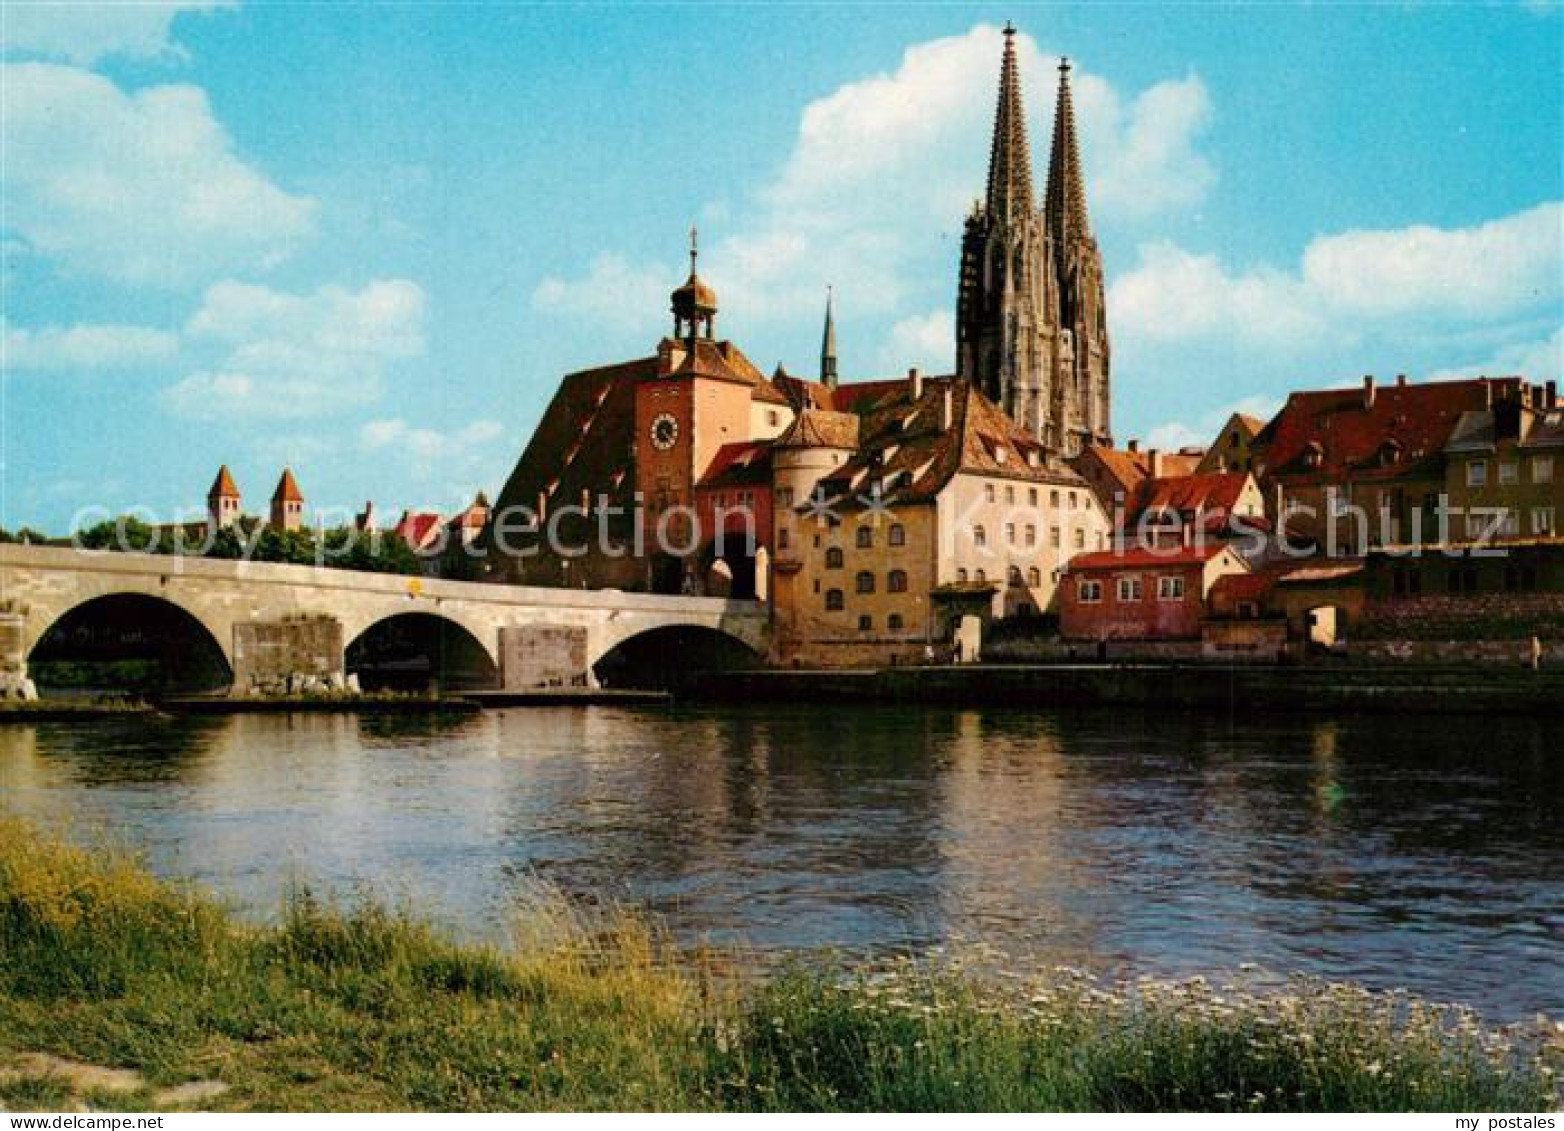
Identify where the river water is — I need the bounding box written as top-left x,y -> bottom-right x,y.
1,705 -> 1559,1018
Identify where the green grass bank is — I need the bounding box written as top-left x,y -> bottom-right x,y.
0,819 -> 1556,1112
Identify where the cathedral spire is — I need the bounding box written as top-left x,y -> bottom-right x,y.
983,23 -> 1034,224
820,286 -> 838,389
1044,56 -> 1091,247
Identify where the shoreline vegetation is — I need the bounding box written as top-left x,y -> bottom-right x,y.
0,820 -> 1557,1113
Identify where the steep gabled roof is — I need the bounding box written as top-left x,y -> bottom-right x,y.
697,441 -> 773,490
271,468 -> 303,503
208,464 -> 239,500
1255,377 -> 1521,482
774,408 -> 859,450
1131,471 -> 1252,519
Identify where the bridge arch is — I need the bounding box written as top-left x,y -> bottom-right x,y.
591,622 -> 761,689
27,592 -> 234,695
344,610 -> 501,693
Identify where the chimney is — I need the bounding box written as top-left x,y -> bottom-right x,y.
1547,380 -> 1558,407
908,367 -> 923,400
1362,375 -> 1376,409
1395,373 -> 1408,387
1148,449 -> 1163,478
941,386 -> 953,431
1127,438 -> 1140,454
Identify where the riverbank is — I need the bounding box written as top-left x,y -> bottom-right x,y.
0,819 -> 1554,1113
688,662 -> 1564,715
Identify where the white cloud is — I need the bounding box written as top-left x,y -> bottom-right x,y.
531,253 -> 674,333
1142,394 -> 1281,453
1427,326 -> 1564,383
875,310 -> 954,375
1111,201 -> 1564,352
163,278 -> 426,418
360,418 -> 504,459
1,62 -> 315,285
535,24 -> 1216,343
1,1 -> 233,65
1,317 -> 178,372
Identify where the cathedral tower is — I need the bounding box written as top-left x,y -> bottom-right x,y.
956,26 -> 1111,457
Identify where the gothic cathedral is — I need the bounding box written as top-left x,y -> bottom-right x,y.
956,25 -> 1111,459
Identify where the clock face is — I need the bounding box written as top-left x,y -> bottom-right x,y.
650,412 -> 679,451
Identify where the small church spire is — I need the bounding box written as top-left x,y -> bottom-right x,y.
1044,56 -> 1091,247
820,286 -> 838,389
984,22 -> 1034,224
670,225 -> 718,341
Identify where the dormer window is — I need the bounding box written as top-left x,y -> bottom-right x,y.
1303,442 -> 1324,470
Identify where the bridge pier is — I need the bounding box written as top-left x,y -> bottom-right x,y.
231,614 -> 349,697
0,606 -> 38,701
498,624 -> 595,689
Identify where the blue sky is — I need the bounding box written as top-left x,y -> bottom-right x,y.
3,2 -> 1560,533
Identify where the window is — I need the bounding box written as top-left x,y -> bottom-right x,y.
1533,507 -> 1557,536
1027,566 -> 1042,586
1008,565 -> 1023,586
825,546 -> 844,568
778,527 -> 790,549
1068,491 -> 1078,510
856,526 -> 873,548
1073,529 -> 1086,549
856,570 -> 876,594
1025,524 -> 1037,547
1467,461 -> 1488,488
768,410 -> 780,427
858,614 -> 873,632
825,589 -> 844,610
1078,579 -> 1103,603
1006,485 -> 1015,504
889,523 -> 906,546
1029,488 -> 1038,506
1116,575 -> 1143,602
1158,575 -> 1185,601
973,525 -> 987,548
1005,522 -> 1016,544
888,613 -> 904,632
1050,490 -> 1060,507
1498,460 -> 1519,485
1534,456 -> 1555,484
1499,509 -> 1520,537
957,568 -> 969,583
777,487 -> 793,507
985,484 -> 996,503
974,568 -> 987,584
1050,526 -> 1061,548
888,569 -> 908,593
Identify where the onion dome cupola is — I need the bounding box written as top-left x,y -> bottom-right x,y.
670,226 -> 718,341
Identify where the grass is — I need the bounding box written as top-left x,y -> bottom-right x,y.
0,817 -> 1556,1112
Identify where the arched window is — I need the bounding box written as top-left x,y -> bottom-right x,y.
887,569 -> 908,593
856,526 -> 873,548
856,570 -> 876,594
889,524 -> 906,546
825,546 -> 843,568
825,588 -> 844,611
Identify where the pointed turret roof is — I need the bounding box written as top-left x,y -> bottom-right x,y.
984,23 -> 1034,224
1044,56 -> 1091,247
208,464 -> 239,500
271,468 -> 303,503
820,287 -> 838,388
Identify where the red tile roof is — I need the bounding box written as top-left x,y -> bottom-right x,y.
271,468 -> 303,503
697,441 -> 773,489
208,464 -> 239,500
1064,542 -> 1236,571
394,510 -> 444,551
1132,470 -> 1251,518
1256,377 -> 1523,483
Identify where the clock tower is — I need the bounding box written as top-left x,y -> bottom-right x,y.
635,232 -> 757,586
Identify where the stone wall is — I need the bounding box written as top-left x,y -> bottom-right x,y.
1355,593 -> 1564,641
499,624 -> 589,688
0,607 -> 36,699
1348,638 -> 1561,668
232,615 -> 346,696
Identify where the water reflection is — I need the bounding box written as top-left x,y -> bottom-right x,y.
0,705 -> 1558,1017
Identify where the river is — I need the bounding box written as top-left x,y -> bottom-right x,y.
1,704 -> 1559,1018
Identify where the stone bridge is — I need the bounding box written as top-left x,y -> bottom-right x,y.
0,544 -> 769,697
